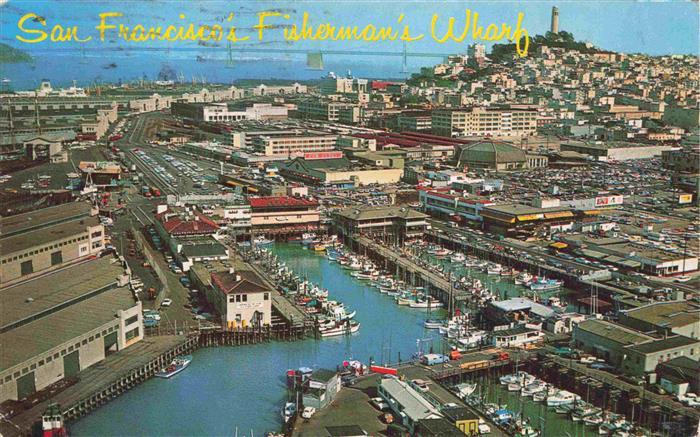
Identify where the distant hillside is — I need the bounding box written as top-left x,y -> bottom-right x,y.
0,43 -> 32,64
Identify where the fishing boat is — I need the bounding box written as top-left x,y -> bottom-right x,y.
281,402 -> 297,423
450,252 -> 466,263
454,382 -> 477,399
319,320 -> 360,337
301,233 -> 316,244
546,296 -> 567,311
546,390 -> 581,407
409,299 -> 444,309
529,277 -> 563,291
486,264 -> 503,275
491,409 -> 513,426
252,236 -> 274,247
155,355 -> 192,378
514,272 -> 533,285
500,371 -> 535,386
424,319 -> 444,329
41,403 -> 67,437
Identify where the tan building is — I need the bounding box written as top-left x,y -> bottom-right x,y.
432,106 -> 538,137
333,206 -> 428,245
0,202 -> 105,287
296,100 -> 360,122
282,156 -> 403,187
249,196 -> 320,234
209,270 -> 272,329
81,103 -> 118,139
0,256 -> 143,402
254,132 -> 337,157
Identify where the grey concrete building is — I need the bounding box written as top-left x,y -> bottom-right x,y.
0,256 -> 143,402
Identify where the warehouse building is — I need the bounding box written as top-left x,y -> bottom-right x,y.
480,203 -> 578,237
333,206 -> 428,245
0,256 -> 143,402
0,202 -> 105,287
618,301 -> 700,340
455,141 -> 547,171
281,155 -> 403,187
560,141 -> 679,161
572,319 -> 700,377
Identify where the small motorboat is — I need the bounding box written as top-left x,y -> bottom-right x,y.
155,355 -> 192,378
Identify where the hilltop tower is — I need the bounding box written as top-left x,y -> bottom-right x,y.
551,6 -> 559,34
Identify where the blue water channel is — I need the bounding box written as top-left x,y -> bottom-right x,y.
71,243 -> 445,436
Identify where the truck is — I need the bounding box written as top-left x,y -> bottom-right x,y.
420,354 -> 449,366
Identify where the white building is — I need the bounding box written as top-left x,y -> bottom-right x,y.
208,270 -> 272,329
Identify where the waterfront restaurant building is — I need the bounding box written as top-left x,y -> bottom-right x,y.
249,196 -> 320,235
209,270 -> 272,329
333,206 -> 429,245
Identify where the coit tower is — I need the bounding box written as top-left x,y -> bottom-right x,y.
551,6 -> 559,33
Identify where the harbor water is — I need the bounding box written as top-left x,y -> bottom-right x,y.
71,243 -> 582,436
71,243 -> 442,436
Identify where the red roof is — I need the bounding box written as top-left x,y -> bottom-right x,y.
162,212 -> 219,236
249,196 -> 319,209
211,270 -> 269,295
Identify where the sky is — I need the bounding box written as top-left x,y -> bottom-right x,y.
0,1 -> 698,56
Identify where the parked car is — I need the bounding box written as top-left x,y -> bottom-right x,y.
161,298 -> 172,307
301,407 -> 316,419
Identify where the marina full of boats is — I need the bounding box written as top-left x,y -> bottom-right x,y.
457,371 -> 651,437
246,243 -> 361,338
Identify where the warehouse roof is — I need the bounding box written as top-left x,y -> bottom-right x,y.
622,301 -> 700,329
181,240 -> 228,259
380,378 -> 442,421
628,336 -> 700,355
0,286 -> 136,371
0,201 -> 93,238
335,205 -> 428,221
575,319 -> 653,346
457,141 -> 527,166
490,297 -> 556,319
483,203 -> 571,216
0,215 -> 100,256
1,256 -> 126,329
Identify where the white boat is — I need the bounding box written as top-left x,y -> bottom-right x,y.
507,383 -> 521,392
319,320 -> 360,337
281,402 -> 297,423
450,253 -> 466,263
521,381 -> 547,397
514,272 -> 533,285
253,236 -> 274,246
486,264 -> 503,275
546,390 -> 581,407
530,278 -> 563,291
499,371 -> 535,386
454,382 -> 477,399
409,300 -> 444,309
155,355 -> 192,378
424,319 -> 444,329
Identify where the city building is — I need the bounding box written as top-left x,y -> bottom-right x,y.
302,369 -> 341,410
320,75 -> 368,95
572,319 -> 700,377
657,357 -> 700,396
441,406 -> 481,435
171,102 -> 288,122
0,202 -> 105,287
249,196 -> 320,234
333,206 -> 428,244
480,203 -> 578,237
397,111 -> 432,131
0,256 -> 143,402
560,141 -> 679,161
662,147 -> 700,174
419,190 -> 495,223
208,269 -> 272,329
154,208 -> 221,250
377,377 -> 442,434
455,141 -> 528,171
432,107 -> 538,138
253,131 -> 338,157
281,155 -> 403,187
618,301 -> 700,339
296,100 -> 360,122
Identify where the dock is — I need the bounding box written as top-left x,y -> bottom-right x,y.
0,335 -> 195,437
